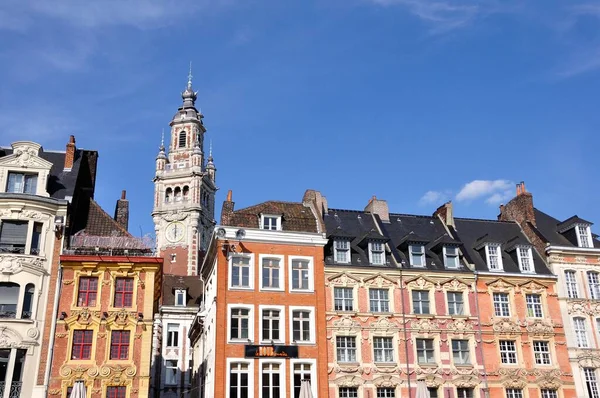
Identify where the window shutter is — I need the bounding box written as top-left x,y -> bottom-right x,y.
0,221 -> 28,244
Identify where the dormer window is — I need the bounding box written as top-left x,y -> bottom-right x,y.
577,225 -> 592,248
409,245 -> 425,267
517,246 -> 534,273
6,172 -> 37,194
261,215 -> 281,231
334,240 -> 350,263
485,244 -> 503,271
175,289 -> 186,306
443,246 -> 459,269
369,242 -> 385,265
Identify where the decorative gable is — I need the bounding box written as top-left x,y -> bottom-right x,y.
439,277 -> 471,291
404,275 -> 436,290
517,279 -> 547,293
485,278 -> 516,292
363,273 -> 397,288
327,272 -> 361,287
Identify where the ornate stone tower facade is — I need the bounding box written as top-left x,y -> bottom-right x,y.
152,71 -> 217,276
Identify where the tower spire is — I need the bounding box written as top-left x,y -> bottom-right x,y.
160,128 -> 165,150
187,61 -> 193,90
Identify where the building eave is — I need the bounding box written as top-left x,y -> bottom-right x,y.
546,245 -> 600,255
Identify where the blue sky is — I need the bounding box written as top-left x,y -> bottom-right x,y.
1,0 -> 599,237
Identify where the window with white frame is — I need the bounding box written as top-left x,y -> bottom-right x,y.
339,388 -> 358,398
589,272 -> 600,299
369,289 -> 390,312
499,340 -> 517,364
525,294 -> 543,318
166,323 -> 179,347
412,290 -> 430,314
230,255 -> 251,289
409,244 -> 425,267
261,362 -> 281,398
533,341 -> 551,365
6,172 -> 38,194
574,317 -> 589,348
493,292 -> 510,317
456,388 -> 473,398
447,291 -> 464,315
444,246 -> 459,268
416,338 -> 435,364
229,362 -> 250,398
175,289 -> 186,306
336,336 -> 357,362
585,368 -> 600,398
505,389 -> 523,398
261,257 -> 281,289
517,247 -> 533,273
334,287 -> 354,311
165,359 -> 178,385
291,258 -> 312,291
373,337 -> 394,363
291,310 -> 311,342
452,340 -> 470,365
577,225 -> 592,248
230,308 -> 250,340
261,215 -> 281,231
541,390 -> 557,398
292,363 -> 312,398
369,242 -> 385,265
0,220 -> 43,255
377,388 -> 395,398
485,244 -> 503,271
334,240 -> 350,263
565,270 -> 579,298
261,309 -> 281,342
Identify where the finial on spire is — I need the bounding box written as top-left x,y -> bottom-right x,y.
209,140 -> 213,158
160,128 -> 165,147
187,61 -> 193,89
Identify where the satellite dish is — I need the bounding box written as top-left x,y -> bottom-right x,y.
216,228 -> 226,238
236,229 -> 246,241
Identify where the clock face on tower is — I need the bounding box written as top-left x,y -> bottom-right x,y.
166,222 -> 186,243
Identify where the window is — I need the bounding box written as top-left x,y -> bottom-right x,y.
506,389 -> 523,398
574,317 -> 589,348
293,363 -> 311,398
565,270 -> 579,298
291,258 -> 311,291
77,277 -> 98,307
261,257 -> 281,289
336,336 -> 356,362
106,387 -> 126,398
444,246 -> 459,268
21,283 -> 34,319
262,309 -> 280,342
369,242 -> 385,265
334,287 -> 354,311
485,244 -> 503,270
231,308 -> 250,340
229,362 -> 249,398
178,130 -> 186,148
452,340 -> 470,365
166,324 -> 179,347
261,363 -> 281,398
525,294 -> 543,318
499,340 -> 517,364
412,290 -> 430,314
517,247 -> 533,272
578,225 -> 592,248
165,359 -> 178,385
493,292 -> 510,317
585,368 -> 600,398
416,338 -> 435,364
457,388 -> 473,398
175,289 -> 186,306
0,282 -> 19,318
541,390 -> 557,398
339,388 -> 358,398
373,337 -> 394,362
30,222 -> 42,255
261,215 -> 281,231
409,244 -> 425,267
377,388 -> 395,398
71,330 -> 93,360
589,272 -> 600,299
110,330 -> 130,360
447,292 -> 464,315
369,289 -> 390,312
0,220 -> 27,254
533,341 -> 551,365
231,256 -> 251,288
428,388 -> 439,398
6,172 -> 37,194
292,310 -> 311,342
334,240 -> 350,263
113,277 -> 134,307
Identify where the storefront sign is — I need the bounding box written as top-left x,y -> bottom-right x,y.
244,345 -> 299,358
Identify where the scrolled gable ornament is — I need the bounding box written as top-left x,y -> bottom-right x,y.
453,375 -> 479,388
492,319 -> 520,334
373,376 -> 403,388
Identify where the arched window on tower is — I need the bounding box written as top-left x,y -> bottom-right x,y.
183,186 -> 189,202
165,188 -> 172,203
22,284 -> 34,319
174,187 -> 182,202
179,130 -> 186,148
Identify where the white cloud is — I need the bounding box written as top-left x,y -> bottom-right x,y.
484,190 -> 513,205
455,179 -> 513,203
419,190 -> 450,205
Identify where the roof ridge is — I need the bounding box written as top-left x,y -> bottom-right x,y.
234,200 -> 305,213
454,217 -> 516,223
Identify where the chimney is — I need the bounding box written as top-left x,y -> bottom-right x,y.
221,190 -> 235,225
302,189 -> 328,233
498,181 -> 536,226
364,195 -> 390,223
114,190 -> 129,231
64,135 -> 76,170
433,201 -> 455,228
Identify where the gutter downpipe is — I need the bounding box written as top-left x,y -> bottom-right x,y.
44,261 -> 63,396
473,271 -> 490,398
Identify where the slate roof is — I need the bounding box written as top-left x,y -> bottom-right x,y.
453,218 -> 552,275
225,201 -> 318,233
162,275 -> 203,307
533,209 -> 600,248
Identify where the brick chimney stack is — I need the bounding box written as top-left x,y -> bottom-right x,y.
498,181 -> 536,226
434,201 -> 455,228
221,190 -> 235,225
114,190 -> 129,231
64,135 -> 76,170
364,195 -> 390,223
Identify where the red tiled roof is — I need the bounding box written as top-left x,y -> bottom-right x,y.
225,201 -> 318,233
84,199 -> 131,237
